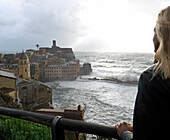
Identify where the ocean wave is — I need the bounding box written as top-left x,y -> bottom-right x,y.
93,64 -> 106,68
97,60 -> 115,63
88,74 -> 139,85
102,77 -> 138,85
93,64 -> 127,68
89,68 -> 140,85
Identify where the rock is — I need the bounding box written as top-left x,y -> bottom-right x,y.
79,63 -> 92,75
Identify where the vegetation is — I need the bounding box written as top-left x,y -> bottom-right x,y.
0,92 -> 13,108
0,111 -> 115,140
0,115 -> 52,140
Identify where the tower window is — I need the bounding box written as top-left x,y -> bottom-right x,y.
22,86 -> 27,90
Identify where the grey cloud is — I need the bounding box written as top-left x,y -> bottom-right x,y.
0,0 -> 26,39
0,0 -> 169,52
0,15 -> 17,26
21,0 -> 85,45
0,0 -> 86,51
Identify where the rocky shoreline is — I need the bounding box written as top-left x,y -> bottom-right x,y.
88,77 -> 138,85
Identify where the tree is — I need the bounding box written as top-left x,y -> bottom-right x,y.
36,44 -> 39,50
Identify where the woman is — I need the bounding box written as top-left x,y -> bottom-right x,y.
115,6 -> 170,140
153,27 -> 160,63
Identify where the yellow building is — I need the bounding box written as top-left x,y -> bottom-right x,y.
0,70 -> 17,100
18,53 -> 31,80
30,63 -> 39,80
34,64 -> 39,80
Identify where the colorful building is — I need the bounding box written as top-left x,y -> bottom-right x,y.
42,60 -> 80,81
17,80 -> 52,111
18,53 -> 31,80
30,63 -> 40,80
0,70 -> 17,100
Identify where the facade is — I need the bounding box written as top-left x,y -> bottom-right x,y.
39,40 -> 76,61
37,40 -> 80,81
34,83 -> 52,105
0,70 -> 17,100
18,53 -> 31,80
42,60 -> 80,81
30,63 -> 39,80
0,54 -> 4,63
25,50 -> 34,60
3,54 -> 16,64
17,80 -> 52,111
0,64 -> 19,76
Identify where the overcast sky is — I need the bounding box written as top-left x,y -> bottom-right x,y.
0,0 -> 170,53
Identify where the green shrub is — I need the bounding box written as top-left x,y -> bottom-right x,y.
0,115 -> 52,140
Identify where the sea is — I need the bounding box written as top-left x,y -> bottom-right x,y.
45,52 -> 155,126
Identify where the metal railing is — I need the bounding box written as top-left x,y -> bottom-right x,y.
0,107 -> 119,140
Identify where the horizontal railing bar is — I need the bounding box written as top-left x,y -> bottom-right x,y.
60,118 -> 119,139
0,107 -> 119,139
0,107 -> 54,126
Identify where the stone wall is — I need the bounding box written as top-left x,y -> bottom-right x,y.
35,84 -> 52,104
18,80 -> 52,111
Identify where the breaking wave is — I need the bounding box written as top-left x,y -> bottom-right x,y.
88,67 -> 140,85
104,75 -> 138,85
88,74 -> 138,85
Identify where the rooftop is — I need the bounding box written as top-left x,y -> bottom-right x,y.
0,70 -> 16,79
19,53 -> 29,60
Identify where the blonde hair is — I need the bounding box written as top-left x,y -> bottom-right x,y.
154,6 -> 170,79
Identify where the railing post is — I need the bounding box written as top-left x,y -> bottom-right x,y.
51,116 -> 65,140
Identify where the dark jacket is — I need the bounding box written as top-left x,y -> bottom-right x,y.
120,65 -> 170,140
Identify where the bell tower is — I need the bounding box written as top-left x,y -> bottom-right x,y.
18,52 -> 31,80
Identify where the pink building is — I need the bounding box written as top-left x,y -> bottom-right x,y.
42,60 -> 80,81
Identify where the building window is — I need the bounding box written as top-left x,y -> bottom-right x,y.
39,98 -> 45,103
25,69 -> 27,72
38,87 -> 45,93
22,87 -> 27,90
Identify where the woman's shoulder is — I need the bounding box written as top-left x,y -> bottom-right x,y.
138,64 -> 161,86
140,64 -> 156,80
140,64 -> 170,87
144,64 -> 156,74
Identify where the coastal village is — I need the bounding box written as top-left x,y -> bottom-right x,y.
0,40 -> 92,111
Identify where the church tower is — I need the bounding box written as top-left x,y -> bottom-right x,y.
18,52 -> 31,80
